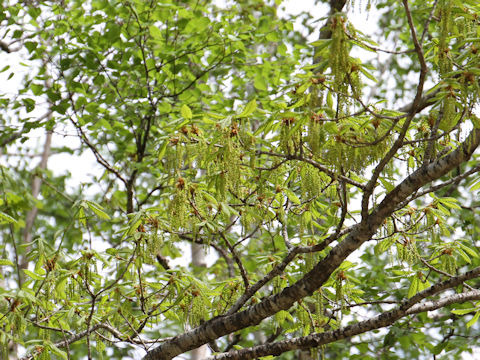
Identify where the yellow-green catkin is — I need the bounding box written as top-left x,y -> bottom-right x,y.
396,238 -> 419,266
314,289 -> 324,332
81,257 -> 93,284
329,15 -> 350,111
215,281 -> 241,313
309,82 -> 324,109
38,346 -> 51,360
330,16 -> 349,90
240,208 -> 254,236
441,93 -> 457,131
437,0 -> 458,132
297,304 -> 311,336
192,191 -> 209,221
1,340 -> 7,360
221,136 -> 241,191
438,0 -> 453,77
14,313 -> 27,338
146,231 -> 163,264
189,292 -> 206,326
279,117 -> 299,154
165,141 -> 185,176
239,119 -> 255,152
300,164 -> 322,199
307,115 -> 325,157
349,68 -> 363,99
384,218 -> 394,238
305,252 -> 315,272
273,275 -> 286,294
334,271 -> 346,305
440,249 -> 457,274
169,177 -> 189,230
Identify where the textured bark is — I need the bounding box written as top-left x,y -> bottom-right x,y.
204,270 -> 480,360
21,131 -> 53,254
143,129 -> 480,360
191,243 -> 208,360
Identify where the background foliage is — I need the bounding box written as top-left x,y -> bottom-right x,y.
1,0 -> 480,359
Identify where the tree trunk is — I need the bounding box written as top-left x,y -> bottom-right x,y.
191,243 -> 208,360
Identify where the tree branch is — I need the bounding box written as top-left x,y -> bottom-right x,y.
205,271 -> 480,359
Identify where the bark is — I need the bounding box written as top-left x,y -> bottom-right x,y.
20,67 -> 55,273
190,243 -> 208,360
204,270 -> 480,360
20,129 -> 53,271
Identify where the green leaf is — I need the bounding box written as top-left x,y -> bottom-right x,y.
451,308 -> 476,315
0,212 -> 18,225
149,25 -> 162,39
77,207 -> 86,227
470,179 -> 480,191
471,115 -> 480,129
31,84 -> 44,95
157,141 -> 168,160
181,104 -> 193,120
106,24 -> 121,42
379,178 -> 395,192
438,197 -> 461,210
48,343 -> 68,360
23,98 -> 36,112
284,189 -> 301,205
0,259 -> 14,266
466,311 -> 480,328
56,277 -> 68,299
407,276 -> 419,298
296,81 -> 310,95
85,200 -> 110,220
458,243 -> 478,258
238,99 -> 257,117
456,248 -> 471,264
185,17 -> 210,33
201,191 -> 218,206
254,74 -> 267,91
374,238 -> 395,255
432,342 -> 448,355
24,269 -> 43,281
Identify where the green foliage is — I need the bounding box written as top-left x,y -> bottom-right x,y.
0,0 -> 480,359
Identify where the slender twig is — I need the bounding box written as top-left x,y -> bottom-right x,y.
256,151 -> 366,190
220,232 -> 250,289
420,0 -> 440,45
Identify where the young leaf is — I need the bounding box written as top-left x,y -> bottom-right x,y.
238,99 -> 257,118
0,259 -> 14,266
23,269 -> 43,281
85,200 -> 111,220
407,276 -> 419,298
466,311 -> 480,328
181,104 -> 193,120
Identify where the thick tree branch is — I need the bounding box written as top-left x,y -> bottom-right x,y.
205,271 -> 480,360
0,39 -> 22,53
